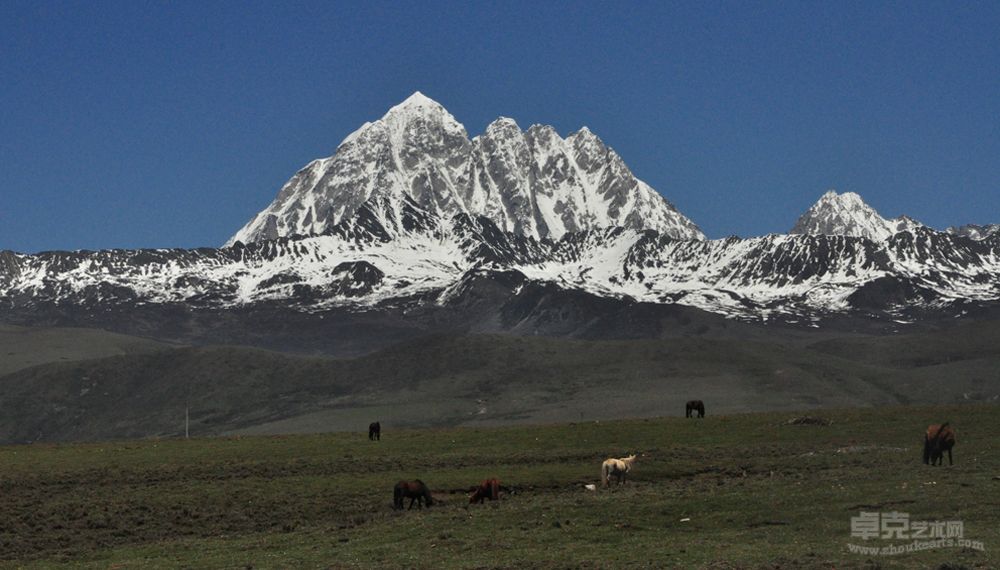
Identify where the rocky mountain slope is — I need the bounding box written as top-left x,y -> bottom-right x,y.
948,223 -> 1000,241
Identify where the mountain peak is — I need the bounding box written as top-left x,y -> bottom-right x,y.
791,190 -> 922,240
391,91 -> 439,110
570,126 -> 598,141
485,116 -> 521,133
819,189 -> 863,205
227,96 -> 704,246
380,91 -> 458,126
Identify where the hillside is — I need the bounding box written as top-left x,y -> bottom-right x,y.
2,321 -> 1000,444
0,324 -> 172,376
0,404 -> 996,568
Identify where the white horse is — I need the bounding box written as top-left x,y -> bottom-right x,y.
601,454 -> 637,488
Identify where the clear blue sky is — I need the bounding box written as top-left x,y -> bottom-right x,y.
2,1 -> 998,252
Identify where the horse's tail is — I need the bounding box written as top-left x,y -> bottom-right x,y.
393,484 -> 402,508
600,461 -> 609,487
923,434 -> 931,464
490,478 -> 499,500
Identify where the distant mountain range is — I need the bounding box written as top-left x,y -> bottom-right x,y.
2,93 -> 999,353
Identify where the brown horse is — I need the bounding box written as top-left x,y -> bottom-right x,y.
368,421 -> 381,441
923,423 -> 956,466
686,400 -> 705,418
393,480 -> 434,509
469,478 -> 501,504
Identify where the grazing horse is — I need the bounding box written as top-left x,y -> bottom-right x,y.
393,480 -> 434,509
368,421 -> 381,441
601,454 -> 637,488
923,423 -> 956,466
469,478 -> 501,504
686,400 -> 705,418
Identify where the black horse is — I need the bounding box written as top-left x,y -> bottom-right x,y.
685,400 -> 705,418
368,421 -> 381,441
393,480 -> 434,509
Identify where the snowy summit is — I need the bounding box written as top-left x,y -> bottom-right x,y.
789,190 -> 923,241
226,92 -> 704,246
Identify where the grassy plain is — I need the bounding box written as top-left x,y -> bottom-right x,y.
0,404 -> 997,569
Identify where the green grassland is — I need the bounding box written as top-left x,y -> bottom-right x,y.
1,404 -> 997,569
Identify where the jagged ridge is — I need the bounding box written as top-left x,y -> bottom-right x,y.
4,194 -> 1000,323
227,92 -> 704,246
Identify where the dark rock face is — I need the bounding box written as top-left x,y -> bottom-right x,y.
846,276 -> 938,311
330,261 -> 385,298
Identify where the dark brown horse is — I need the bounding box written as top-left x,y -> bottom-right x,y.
368,421 -> 381,441
469,478 -> 501,504
685,400 -> 705,418
393,480 -> 434,509
923,423 -> 956,466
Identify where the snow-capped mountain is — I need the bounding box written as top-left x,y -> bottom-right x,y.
947,223 -> 1000,241
226,92 -> 704,245
4,192 -> 1000,331
3,91 -> 1000,348
790,190 -> 924,241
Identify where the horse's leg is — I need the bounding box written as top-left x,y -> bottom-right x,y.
948,448 -> 953,466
